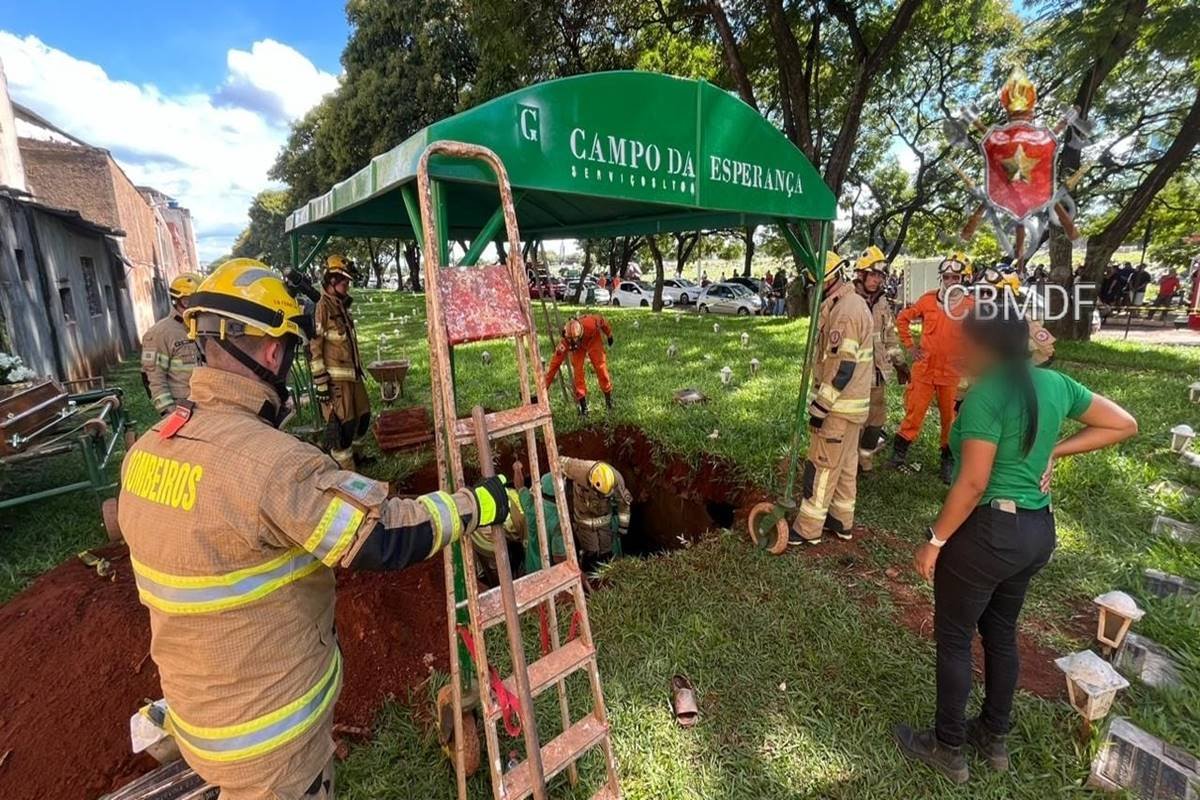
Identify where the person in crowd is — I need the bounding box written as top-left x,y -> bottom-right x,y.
893,305 -> 1137,785
1114,262 -> 1136,307
854,247 -> 909,471
1099,264 -> 1121,307
773,268 -> 788,316
1130,263 -> 1153,308
1156,269 -> 1181,320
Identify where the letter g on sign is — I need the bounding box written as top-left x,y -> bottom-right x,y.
519,105 -> 540,143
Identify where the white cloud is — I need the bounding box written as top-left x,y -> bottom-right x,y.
0,32 -> 338,262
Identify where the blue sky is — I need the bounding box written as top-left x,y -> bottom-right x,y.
3,0 -> 346,93
1,2 -> 349,261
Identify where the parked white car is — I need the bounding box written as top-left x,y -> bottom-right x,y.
566,279 -> 610,305
661,277 -> 701,306
610,281 -> 674,308
697,282 -> 764,315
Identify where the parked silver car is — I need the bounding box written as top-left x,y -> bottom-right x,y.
697,282 -> 764,315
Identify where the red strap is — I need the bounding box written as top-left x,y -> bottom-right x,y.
567,609 -> 583,642
456,625 -> 522,737
158,402 -> 193,439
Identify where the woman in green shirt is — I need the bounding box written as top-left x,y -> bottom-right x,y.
894,306 -> 1137,784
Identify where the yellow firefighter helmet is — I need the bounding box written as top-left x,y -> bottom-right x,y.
588,461 -> 617,496
168,272 -> 202,302
822,251 -> 850,285
184,258 -> 309,342
855,246 -> 889,274
324,254 -> 353,284
939,251 -> 971,276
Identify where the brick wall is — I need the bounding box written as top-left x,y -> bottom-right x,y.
18,139 -> 118,229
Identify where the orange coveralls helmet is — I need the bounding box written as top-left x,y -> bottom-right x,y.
563,318 -> 585,349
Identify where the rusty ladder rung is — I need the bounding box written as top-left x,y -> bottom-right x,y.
453,404 -> 552,445
503,713 -> 610,800
475,560 -> 580,629
489,638 -> 595,721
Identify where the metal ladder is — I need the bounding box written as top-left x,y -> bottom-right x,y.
416,140 -> 621,800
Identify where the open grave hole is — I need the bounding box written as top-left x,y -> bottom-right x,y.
391,424 -> 763,560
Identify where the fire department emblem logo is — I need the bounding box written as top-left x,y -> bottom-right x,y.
981,120 -> 1058,221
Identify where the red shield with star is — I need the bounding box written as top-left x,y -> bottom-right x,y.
981,121 -> 1058,221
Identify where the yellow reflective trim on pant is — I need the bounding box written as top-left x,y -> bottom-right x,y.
168,649 -> 342,763
131,549 -> 324,615
304,497 -> 365,566
419,491 -> 461,558
831,497 -> 855,513
831,396 -> 870,413
798,500 -> 827,520
327,367 -> 358,381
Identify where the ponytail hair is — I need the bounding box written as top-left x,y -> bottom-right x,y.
963,302 -> 1039,455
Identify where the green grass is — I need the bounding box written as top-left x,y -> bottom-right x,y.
3,289 -> 1198,797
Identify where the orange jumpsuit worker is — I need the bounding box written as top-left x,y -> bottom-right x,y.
545,314 -> 614,416
892,252 -> 973,483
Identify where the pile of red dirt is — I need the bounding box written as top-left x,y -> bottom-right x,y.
0,427 -> 759,800
0,545 -> 447,800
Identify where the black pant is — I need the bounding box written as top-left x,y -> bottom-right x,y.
933,503 -> 1055,747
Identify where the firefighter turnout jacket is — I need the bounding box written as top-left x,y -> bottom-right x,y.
866,291 -> 904,385
560,456 -> 630,556
118,367 -> 484,799
809,281 -> 875,424
141,314 -> 200,415
309,289 -> 365,390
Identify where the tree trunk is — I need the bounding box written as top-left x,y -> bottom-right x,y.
403,241 -> 420,291
742,226 -> 756,276
647,238 -> 666,311
574,244 -> 594,304
707,0 -> 757,109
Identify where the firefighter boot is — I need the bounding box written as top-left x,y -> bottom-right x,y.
966,717 -> 1009,772
939,446 -> 954,485
889,436 -> 911,468
604,391 -> 614,411
893,724 -> 969,784
578,396 -> 588,417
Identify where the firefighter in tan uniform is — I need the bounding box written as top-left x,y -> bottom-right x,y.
853,247 -> 910,472
560,456 -> 631,573
141,272 -> 202,415
309,255 -> 371,470
118,259 -> 509,800
790,252 -> 874,546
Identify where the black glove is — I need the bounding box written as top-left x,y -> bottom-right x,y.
472,476 -> 510,528
607,336 -> 614,346
313,378 -> 332,404
895,363 -> 911,385
809,414 -> 824,429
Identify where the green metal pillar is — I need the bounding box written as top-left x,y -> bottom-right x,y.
779,221 -> 831,505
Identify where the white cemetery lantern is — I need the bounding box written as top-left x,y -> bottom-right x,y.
667,343 -> 678,359
633,320 -> 640,329
1169,423 -> 1194,453
750,357 -> 761,376
740,332 -> 750,348
675,315 -> 682,324
1093,590 -> 1145,649
1189,381 -> 1200,403
482,351 -> 492,366
712,322 -> 720,334
720,366 -> 733,386
390,312 -> 395,321
1054,650 -> 1130,721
